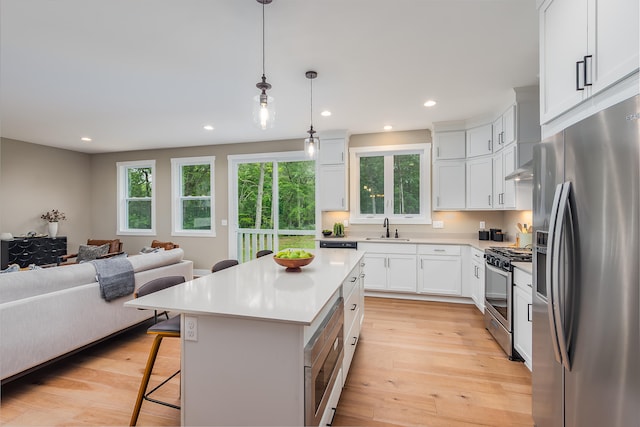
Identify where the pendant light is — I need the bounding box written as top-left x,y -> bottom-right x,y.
254,0 -> 275,130
304,71 -> 319,158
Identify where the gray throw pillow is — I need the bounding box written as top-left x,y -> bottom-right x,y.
77,243 -> 110,263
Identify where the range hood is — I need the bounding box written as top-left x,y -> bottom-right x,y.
505,159 -> 534,181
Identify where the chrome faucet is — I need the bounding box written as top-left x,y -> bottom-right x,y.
383,217 -> 390,238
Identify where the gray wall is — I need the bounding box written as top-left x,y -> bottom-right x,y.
0,138 -> 92,252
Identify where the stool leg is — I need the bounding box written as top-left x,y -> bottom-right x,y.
130,334 -> 164,426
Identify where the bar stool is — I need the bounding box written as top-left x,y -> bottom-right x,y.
130,275 -> 185,426
256,249 -> 273,258
211,259 -> 239,272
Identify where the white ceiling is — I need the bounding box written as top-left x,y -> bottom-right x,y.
0,0 -> 539,154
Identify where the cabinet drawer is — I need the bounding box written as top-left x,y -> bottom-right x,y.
418,244 -> 461,256
470,247 -> 485,261
319,367 -> 343,427
359,243 -> 416,254
343,311 -> 361,382
342,273 -> 359,300
344,285 -> 361,332
513,268 -> 532,290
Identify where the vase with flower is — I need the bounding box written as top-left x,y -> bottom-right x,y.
41,209 -> 66,238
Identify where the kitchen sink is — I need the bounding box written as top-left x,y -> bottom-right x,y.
364,237 -> 411,241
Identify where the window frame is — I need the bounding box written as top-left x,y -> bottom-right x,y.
171,156 -> 216,237
117,160 -> 156,236
349,143 -> 432,225
227,151 -> 318,260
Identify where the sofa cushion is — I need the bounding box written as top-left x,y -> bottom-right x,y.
77,243 -> 110,262
0,263 -> 97,304
0,249 -> 185,305
128,248 -> 184,273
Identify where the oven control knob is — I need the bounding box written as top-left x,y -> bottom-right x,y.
501,260 -> 511,270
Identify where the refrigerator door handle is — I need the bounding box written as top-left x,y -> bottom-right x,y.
552,181 -> 573,371
546,182 -> 565,365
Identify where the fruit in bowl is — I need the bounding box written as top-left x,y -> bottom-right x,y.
273,249 -> 315,272
322,229 -> 332,237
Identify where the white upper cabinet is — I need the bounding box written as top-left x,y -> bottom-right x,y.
589,0 -> 639,95
466,124 -> 493,158
466,157 -> 493,209
433,161 -> 466,210
433,131 -> 466,160
318,137 -> 348,211
492,105 -> 515,152
318,164 -> 347,211
539,0 -> 639,124
502,105 -> 516,146
318,138 -> 346,165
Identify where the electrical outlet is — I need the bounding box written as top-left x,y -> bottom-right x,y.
343,219 -> 349,227
221,219 -> 228,226
480,221 -> 486,229
185,316 -> 198,342
433,220 -> 444,229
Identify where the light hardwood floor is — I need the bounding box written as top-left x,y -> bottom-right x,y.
1,297 -> 533,426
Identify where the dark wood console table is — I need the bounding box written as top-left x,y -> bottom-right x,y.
1,237 -> 67,269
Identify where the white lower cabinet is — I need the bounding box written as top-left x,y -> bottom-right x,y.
470,248 -> 485,313
513,268 -> 533,370
417,245 -> 462,296
360,243 -> 417,292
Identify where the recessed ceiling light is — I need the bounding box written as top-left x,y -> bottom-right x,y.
80,137 -> 92,142
203,125 -> 214,131
383,125 -> 393,131
321,110 -> 332,117
423,100 -> 437,107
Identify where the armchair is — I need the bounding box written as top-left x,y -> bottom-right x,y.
151,240 -> 180,250
57,238 -> 124,265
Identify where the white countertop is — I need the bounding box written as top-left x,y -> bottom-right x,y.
125,249 -> 364,325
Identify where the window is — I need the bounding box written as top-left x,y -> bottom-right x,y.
229,151 -> 316,262
349,144 -> 431,224
171,156 -> 215,237
117,160 -> 156,235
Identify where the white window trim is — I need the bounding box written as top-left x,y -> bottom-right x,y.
349,143 -> 432,225
117,160 -> 156,236
171,156 -> 216,237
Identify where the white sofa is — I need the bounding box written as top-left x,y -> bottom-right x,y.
0,248 -> 193,382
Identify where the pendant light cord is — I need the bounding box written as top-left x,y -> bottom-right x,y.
262,1 -> 266,77
310,77 -> 313,128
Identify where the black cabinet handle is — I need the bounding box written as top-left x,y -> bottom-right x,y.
327,407 -> 337,426
527,303 -> 532,322
351,336 -> 358,345
351,303 -> 357,311
584,55 -> 592,87
350,276 -> 357,283
576,60 -> 585,91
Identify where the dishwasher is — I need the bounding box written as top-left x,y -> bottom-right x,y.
319,240 -> 358,249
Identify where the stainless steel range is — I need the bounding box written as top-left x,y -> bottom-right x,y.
483,246 -> 532,360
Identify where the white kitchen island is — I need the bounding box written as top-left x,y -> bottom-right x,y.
125,249 -> 365,426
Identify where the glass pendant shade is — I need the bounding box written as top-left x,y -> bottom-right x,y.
305,132 -> 319,159
253,92 -> 275,130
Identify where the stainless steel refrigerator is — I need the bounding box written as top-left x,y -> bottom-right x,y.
532,94 -> 640,426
